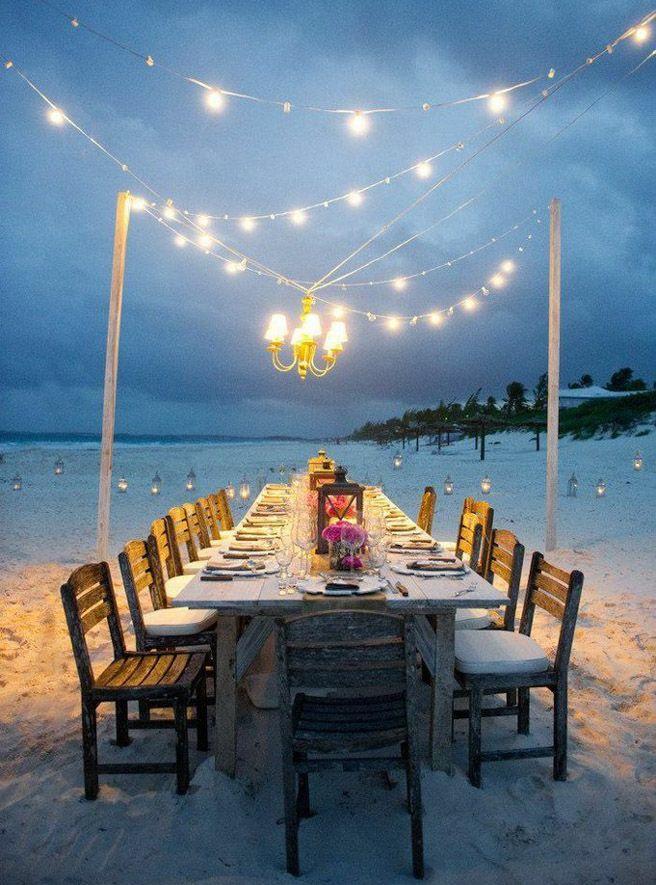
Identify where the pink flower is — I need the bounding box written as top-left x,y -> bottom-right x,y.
321,523 -> 344,543
340,523 -> 367,547
341,555 -> 363,570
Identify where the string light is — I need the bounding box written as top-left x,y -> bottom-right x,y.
163,204 -> 176,220
240,216 -> 256,232
131,196 -> 146,211
489,272 -> 505,288
415,161 -> 432,179
47,107 -> 65,125
462,296 -> 477,311
500,259 -> 516,273
348,112 -> 370,136
290,209 -> 307,226
332,306 -> 345,318
633,25 -> 650,43
488,92 -> 507,113
392,277 -> 407,292
387,317 -> 400,331
205,89 -> 226,111
198,233 -> 213,248
174,234 -> 186,247
429,312 -> 443,326
346,190 -> 363,207
196,214 -> 210,228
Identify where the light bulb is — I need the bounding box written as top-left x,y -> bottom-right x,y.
290,210 -> 307,226
225,260 -> 242,274
301,312 -> 322,338
488,92 -> 506,114
332,306 -> 345,319
392,277 -> 407,292
387,317 -> 400,331
462,296 -> 477,311
348,111 -> 370,136
500,259 -> 515,273
429,312 -> 443,325
174,234 -> 186,247
633,25 -> 650,43
131,196 -> 146,212
346,190 -> 363,207
196,214 -> 210,228
415,161 -> 432,179
198,233 -> 213,248
47,107 -> 65,125
163,205 -> 176,220
205,89 -> 226,111
489,273 -> 505,288
240,216 -> 256,232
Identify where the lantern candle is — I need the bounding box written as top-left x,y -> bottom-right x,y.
567,472 -> 578,498
186,468 -> 196,492
595,479 -> 607,498
226,481 -> 236,500
317,466 -> 364,553
393,452 -> 403,470
12,474 -> 22,491
443,475 -> 454,496
151,472 -> 162,495
633,451 -> 644,471
239,477 -> 251,501
54,458 -> 64,475
480,475 -> 492,494
117,476 -> 128,493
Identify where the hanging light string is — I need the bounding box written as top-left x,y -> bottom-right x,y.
306,16 -> 656,294
34,0 -> 543,120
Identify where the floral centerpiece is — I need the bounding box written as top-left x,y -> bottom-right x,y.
321,520 -> 368,571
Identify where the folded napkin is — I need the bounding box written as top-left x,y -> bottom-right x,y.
230,540 -> 272,551
222,551 -> 268,559
236,528 -> 277,537
390,540 -> 437,550
207,561 -> 266,573
246,516 -> 286,524
408,558 -> 464,572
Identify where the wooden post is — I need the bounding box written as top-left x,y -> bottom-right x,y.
96,192 -> 131,561
546,198 -> 561,552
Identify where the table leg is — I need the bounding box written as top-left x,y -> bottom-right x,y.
214,615 -> 238,776
429,609 -> 456,774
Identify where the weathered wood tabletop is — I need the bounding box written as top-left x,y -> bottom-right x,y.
174,485 -> 508,776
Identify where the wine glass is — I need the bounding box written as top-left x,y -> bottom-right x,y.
368,541 -> 387,579
274,539 -> 294,594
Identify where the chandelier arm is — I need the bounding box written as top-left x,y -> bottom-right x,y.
271,349 -> 298,372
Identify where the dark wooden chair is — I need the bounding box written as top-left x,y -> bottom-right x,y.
60,562 -> 208,798
276,610 -> 424,878
454,510 -> 484,573
454,552 -> 584,787
483,529 -> 525,632
462,497 -> 494,575
416,486 -> 437,535
213,488 -> 235,531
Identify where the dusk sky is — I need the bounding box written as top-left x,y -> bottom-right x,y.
1,1 -> 654,437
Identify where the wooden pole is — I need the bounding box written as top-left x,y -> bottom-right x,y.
96,192 -> 132,561
545,198 -> 561,552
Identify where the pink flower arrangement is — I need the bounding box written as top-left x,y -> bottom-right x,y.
321,520 -> 368,571
324,494 -> 357,519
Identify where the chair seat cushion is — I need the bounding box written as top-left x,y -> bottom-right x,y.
143,607 -> 217,637
210,530 -> 236,547
165,574 -> 194,602
455,608 -> 491,630
455,631 -> 550,676
183,560 -> 206,575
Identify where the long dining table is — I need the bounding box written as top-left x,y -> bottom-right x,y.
173,483 -> 508,777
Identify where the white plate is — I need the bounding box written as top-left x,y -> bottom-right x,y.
299,576 -> 386,596
390,562 -> 469,577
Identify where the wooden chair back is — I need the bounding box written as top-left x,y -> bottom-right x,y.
196,496 -> 221,541
278,610 -> 411,692
520,552 -> 584,675
167,506 -> 199,565
150,517 -> 182,579
183,502 -> 211,551
214,489 -> 235,530
118,539 -> 167,650
417,486 -> 437,535
483,529 -> 525,630
60,562 -> 126,692
455,511 -> 483,572
464,497 -> 494,574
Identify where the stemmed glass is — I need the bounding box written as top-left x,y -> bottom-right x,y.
274,538 -> 294,594
368,542 -> 387,580
292,516 -> 315,580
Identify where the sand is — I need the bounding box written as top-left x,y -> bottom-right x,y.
1,431 -> 655,883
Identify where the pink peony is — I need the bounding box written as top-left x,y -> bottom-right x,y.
321,522 -> 345,543
341,555 -> 363,570
340,522 -> 367,547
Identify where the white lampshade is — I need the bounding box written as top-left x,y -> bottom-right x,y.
329,321 -> 348,344
290,327 -> 304,346
301,312 -> 322,338
323,331 -> 343,353
265,313 -> 288,342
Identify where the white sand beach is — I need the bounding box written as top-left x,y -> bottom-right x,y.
1,432 -> 655,883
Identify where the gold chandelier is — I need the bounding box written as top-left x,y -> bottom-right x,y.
265,296 -> 348,380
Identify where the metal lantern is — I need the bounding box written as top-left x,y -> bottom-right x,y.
226,481 -> 236,500
117,476 -> 128,493
393,452 -> 403,470
633,451 -> 644,471
595,478 -> 606,498
186,468 -> 196,492
443,475 -> 454,496
567,472 -> 578,498
54,458 -> 64,475
480,475 -> 492,494
317,466 -> 364,553
151,472 -> 162,495
239,477 -> 251,501
12,474 -> 22,491
308,449 -> 337,490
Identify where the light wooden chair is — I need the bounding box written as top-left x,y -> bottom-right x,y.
483,529 -> 525,632
213,488 -> 235,531
462,497 -> 494,575
276,610 -> 424,878
416,486 -> 437,535
196,496 -> 223,547
167,506 -> 208,575
454,552 -> 584,787
60,562 -> 208,798
149,517 -> 193,603
183,502 -> 214,558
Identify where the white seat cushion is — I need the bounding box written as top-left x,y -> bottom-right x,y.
455,608 -> 491,630
210,530 -> 236,548
183,559 -> 206,575
143,607 -> 217,637
197,547 -> 214,559
455,631 -> 550,676
164,574 -> 194,602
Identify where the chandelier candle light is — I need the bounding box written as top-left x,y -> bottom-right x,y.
265,296 -> 348,380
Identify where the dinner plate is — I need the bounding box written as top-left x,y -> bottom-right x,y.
390,562 -> 469,577
298,576 -> 386,596
204,563 -> 279,577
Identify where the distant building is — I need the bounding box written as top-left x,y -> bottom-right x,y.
558,386 -> 643,409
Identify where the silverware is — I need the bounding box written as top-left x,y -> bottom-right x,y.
395,581 -> 409,597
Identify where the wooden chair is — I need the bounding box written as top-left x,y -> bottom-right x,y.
167,506 -> 207,575
119,538 -> 217,661
484,529 -> 524,632
196,496 -> 222,546
416,486 -> 437,535
183,502 -> 214,557
454,552 -> 584,787
276,610 -> 424,878
462,497 -> 494,575
60,562 -> 208,798
149,517 -> 193,603
214,488 -> 235,531
454,510 -> 484,572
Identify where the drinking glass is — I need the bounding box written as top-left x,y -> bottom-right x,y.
368,542 -> 387,578
274,540 -> 294,593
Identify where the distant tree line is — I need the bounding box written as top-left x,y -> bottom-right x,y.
350,367 -> 654,441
